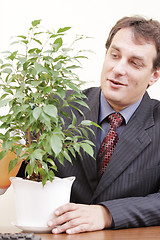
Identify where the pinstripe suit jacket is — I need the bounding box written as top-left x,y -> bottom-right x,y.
53,87 -> 160,229
18,86 -> 160,229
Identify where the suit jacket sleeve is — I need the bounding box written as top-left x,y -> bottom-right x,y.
94,92 -> 160,229
100,190 -> 160,229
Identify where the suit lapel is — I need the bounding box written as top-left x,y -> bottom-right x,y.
91,92 -> 154,201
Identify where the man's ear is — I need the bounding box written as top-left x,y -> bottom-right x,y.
149,68 -> 160,86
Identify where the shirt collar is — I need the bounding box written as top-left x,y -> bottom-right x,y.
99,91 -> 142,124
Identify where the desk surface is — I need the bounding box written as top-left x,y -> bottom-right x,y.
0,226 -> 160,240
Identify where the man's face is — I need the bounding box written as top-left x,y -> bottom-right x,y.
101,27 -> 159,112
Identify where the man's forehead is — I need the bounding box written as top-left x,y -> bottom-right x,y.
112,27 -> 156,49
110,28 -> 157,57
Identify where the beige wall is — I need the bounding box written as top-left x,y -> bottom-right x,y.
1,0 -> 160,97
0,186 -> 16,226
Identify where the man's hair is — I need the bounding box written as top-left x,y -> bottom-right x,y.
105,16 -> 160,70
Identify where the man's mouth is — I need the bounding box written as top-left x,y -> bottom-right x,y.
109,79 -> 126,86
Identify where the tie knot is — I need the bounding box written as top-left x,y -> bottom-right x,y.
108,112 -> 124,129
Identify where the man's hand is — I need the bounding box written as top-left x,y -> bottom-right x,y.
47,203 -> 112,234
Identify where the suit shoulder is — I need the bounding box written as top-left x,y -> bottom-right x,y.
82,87 -> 100,98
151,98 -> 160,111
150,98 -> 160,123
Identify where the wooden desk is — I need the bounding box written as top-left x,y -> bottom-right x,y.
0,226 -> 160,240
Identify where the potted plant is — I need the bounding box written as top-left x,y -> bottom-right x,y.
0,20 -> 98,232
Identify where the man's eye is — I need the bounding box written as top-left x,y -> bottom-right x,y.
131,60 -> 142,68
132,61 -> 138,66
111,53 -> 119,58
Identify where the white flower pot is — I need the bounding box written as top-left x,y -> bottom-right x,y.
10,176 -> 75,232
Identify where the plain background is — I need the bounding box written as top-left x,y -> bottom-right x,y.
0,0 -> 160,226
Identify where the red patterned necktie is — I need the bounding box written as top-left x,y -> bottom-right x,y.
97,112 -> 124,177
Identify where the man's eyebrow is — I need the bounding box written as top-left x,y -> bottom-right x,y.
110,44 -> 120,51
111,44 -> 145,62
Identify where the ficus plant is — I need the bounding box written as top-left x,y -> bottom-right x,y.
0,20 -> 99,185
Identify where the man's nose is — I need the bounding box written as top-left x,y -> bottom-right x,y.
112,59 -> 127,76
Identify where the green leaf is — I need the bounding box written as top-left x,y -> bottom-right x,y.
2,68 -> 12,74
56,152 -> 64,165
0,151 -> 7,160
42,174 -> 48,186
68,147 -> 76,158
66,65 -> 81,69
1,63 -> 12,69
2,88 -> 13,95
21,40 -> 29,45
15,90 -> 25,100
33,107 -> 42,120
54,38 -> 63,45
32,20 -> 41,27
80,128 -> 88,138
81,120 -> 93,126
68,104 -> 84,117
50,134 -> 62,156
39,112 -> 51,128
32,149 -> 44,160
25,163 -> 33,176
53,127 -> 64,136
48,170 -> 55,181
34,62 -> 46,74
18,57 -> 27,64
47,158 -> 57,170
71,110 -> 77,125
74,99 -> 90,109
34,164 -> 39,175
57,27 -> 71,33
29,154 -> 35,168
43,86 -> 52,94
13,104 -> 29,115
54,87 -> 66,99
66,83 -> 80,92
28,48 -> 41,54
53,38 -> 62,51
32,38 -> 42,45
8,158 -> 18,172
43,105 -> 57,118
54,61 -> 62,70
16,146 -> 23,158
80,143 -> 94,157
8,51 -> 18,61
81,120 -> 101,130
60,110 -> 70,119
42,161 -> 48,171
17,35 -> 27,39
0,98 -> 11,107
34,31 -> 44,36
63,149 -> 72,163
73,143 -> 80,152
75,55 -> 88,60
38,168 -> 45,176
86,121 -> 102,129
0,93 -> 9,101
82,139 -> 95,146
85,126 -> 95,136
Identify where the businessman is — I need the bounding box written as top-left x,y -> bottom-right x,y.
20,16 -> 160,234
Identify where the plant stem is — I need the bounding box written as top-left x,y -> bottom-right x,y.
27,128 -> 32,147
